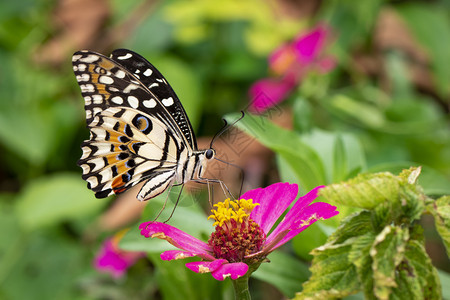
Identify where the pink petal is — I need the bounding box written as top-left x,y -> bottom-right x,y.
264,186 -> 322,243
265,195 -> 339,251
160,250 -> 196,261
186,259 -> 228,274
211,262 -> 249,281
270,203 -> 339,249
244,182 -> 298,234
249,77 -> 296,113
139,222 -> 213,259
94,239 -> 145,279
293,25 -> 329,65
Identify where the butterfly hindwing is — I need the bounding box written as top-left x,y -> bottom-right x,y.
78,107 -> 182,198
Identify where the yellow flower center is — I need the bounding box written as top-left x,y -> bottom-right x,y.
208,198 -> 259,226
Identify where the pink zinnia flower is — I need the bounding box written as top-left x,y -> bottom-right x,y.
94,231 -> 146,278
250,24 -> 336,113
139,182 -> 339,281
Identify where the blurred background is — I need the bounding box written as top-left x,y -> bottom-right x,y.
0,0 -> 449,299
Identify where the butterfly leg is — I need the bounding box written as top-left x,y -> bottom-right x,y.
207,180 -> 214,208
197,177 -> 235,200
162,184 -> 185,223
152,184 -> 175,222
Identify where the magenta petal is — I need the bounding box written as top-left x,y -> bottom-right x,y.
265,192 -> 339,250
94,239 -> 144,279
139,222 -> 212,258
186,259 -> 228,274
270,203 -> 339,250
211,262 -> 249,281
264,186 -> 323,244
293,25 -> 328,64
245,182 -> 298,234
249,77 -> 296,113
160,250 -> 196,261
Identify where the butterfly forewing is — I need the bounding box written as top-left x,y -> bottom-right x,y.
72,50 -> 196,200
110,49 -> 197,149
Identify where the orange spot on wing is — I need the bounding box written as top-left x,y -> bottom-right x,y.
90,73 -> 99,83
112,176 -> 125,193
97,85 -> 109,95
99,59 -> 115,70
104,154 -> 129,173
135,118 -> 149,131
116,161 -> 129,174
107,130 -> 123,143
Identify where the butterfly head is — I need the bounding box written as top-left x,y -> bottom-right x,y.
205,148 -> 215,160
194,148 -> 216,179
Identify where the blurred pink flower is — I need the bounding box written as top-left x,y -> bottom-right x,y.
250,24 -> 336,113
94,232 -> 146,278
139,182 -> 339,281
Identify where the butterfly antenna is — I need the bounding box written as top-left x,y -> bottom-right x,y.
210,111 -> 245,149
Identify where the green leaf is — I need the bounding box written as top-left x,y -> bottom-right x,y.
276,154 -> 301,185
368,162 -> 450,196
15,173 -> 108,230
295,239 -> 360,299
391,238 -> 442,299
301,129 -> 366,184
328,94 -> 385,128
298,167 -> 441,299
328,211 -> 373,245
438,270 -> 450,300
320,172 -> 400,209
292,97 -> 313,133
427,195 -> 450,257
370,225 -> 409,300
320,167 -> 425,217
252,250 -> 310,298
348,233 -> 376,299
324,212 -> 375,298
332,134 -> 347,182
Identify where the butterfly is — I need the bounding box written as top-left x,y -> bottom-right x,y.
72,49 -> 217,201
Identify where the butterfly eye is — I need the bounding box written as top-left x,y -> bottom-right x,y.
205,149 -> 214,160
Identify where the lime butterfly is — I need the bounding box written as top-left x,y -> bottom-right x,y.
72,49 -> 217,201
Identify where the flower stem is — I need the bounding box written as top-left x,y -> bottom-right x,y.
232,274 -> 251,300
231,263 -> 261,300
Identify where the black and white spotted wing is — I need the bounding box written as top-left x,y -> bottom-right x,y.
110,49 -> 197,149
72,49 -> 215,201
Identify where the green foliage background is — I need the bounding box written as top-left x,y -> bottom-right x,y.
0,0 -> 449,299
